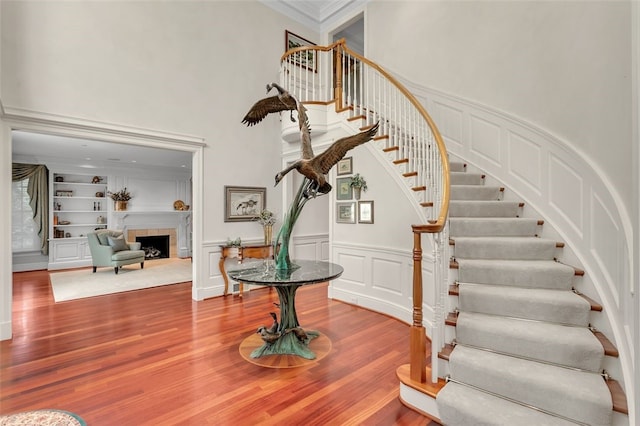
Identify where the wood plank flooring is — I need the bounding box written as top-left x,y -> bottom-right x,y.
1,270 -> 435,425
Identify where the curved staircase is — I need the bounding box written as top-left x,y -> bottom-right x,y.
279,39 -> 629,425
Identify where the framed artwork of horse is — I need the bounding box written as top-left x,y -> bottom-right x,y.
224,186 -> 266,222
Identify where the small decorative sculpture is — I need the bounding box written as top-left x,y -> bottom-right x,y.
257,312 -> 281,344
92,176 -> 103,184
274,102 -> 379,197
285,327 -> 309,344
241,82 -> 297,126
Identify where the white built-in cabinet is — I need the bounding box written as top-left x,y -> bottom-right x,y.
49,172 -> 109,270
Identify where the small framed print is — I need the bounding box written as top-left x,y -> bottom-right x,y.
336,157 -> 353,175
358,201 -> 374,224
336,177 -> 353,200
224,186 -> 266,222
336,202 -> 356,223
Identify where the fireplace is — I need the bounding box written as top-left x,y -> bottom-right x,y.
136,235 -> 170,260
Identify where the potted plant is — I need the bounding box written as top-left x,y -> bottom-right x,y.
108,188 -> 132,211
256,209 -> 277,244
349,173 -> 368,200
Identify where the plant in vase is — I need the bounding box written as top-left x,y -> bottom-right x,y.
255,208 -> 277,245
349,173 -> 368,200
108,188 -> 132,211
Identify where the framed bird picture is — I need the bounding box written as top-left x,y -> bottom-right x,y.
224,186 -> 266,222
336,202 -> 356,224
336,157 -> 353,175
285,30 -> 316,72
336,177 -> 353,200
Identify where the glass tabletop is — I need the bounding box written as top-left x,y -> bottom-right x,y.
227,259 -> 343,286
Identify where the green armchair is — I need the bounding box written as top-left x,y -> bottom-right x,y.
87,230 -> 145,274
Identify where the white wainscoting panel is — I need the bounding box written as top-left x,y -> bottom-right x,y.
590,192 -> 622,307
548,153 -> 585,237
507,130 -> 543,193
330,242 -> 435,331
431,99 -> 464,150
469,113 -> 502,167
371,256 -> 404,296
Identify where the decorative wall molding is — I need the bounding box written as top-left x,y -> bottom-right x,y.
329,242 -> 435,332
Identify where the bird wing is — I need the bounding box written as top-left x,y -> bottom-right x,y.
297,103 -> 315,160
241,94 -> 297,126
311,122 -> 379,174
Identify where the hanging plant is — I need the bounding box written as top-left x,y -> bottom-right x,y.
349,173 -> 368,192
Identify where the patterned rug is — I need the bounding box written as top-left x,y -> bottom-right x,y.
0,409 -> 86,425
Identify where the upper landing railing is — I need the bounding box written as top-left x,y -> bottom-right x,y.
280,39 -> 450,384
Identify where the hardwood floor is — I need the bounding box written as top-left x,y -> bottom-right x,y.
1,270 -> 435,425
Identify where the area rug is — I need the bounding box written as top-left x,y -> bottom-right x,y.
49,258 -> 192,302
0,409 -> 86,425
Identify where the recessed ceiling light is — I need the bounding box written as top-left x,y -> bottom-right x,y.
85,157 -> 91,161
131,160 -> 137,163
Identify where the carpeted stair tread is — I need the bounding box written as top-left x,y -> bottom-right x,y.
450,171 -> 484,185
456,259 -> 576,290
449,200 -> 521,217
449,217 -> 539,237
436,381 -> 581,426
446,346 -> 613,426
453,237 -> 559,260
455,312 -> 604,371
458,283 -> 591,326
449,161 -> 466,173
450,185 -> 503,200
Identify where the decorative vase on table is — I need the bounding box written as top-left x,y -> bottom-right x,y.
115,201 -> 128,211
263,224 -> 273,245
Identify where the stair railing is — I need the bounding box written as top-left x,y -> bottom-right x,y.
281,39 -> 450,384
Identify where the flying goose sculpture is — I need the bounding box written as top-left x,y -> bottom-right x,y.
241,82 -> 297,126
275,103 -> 379,196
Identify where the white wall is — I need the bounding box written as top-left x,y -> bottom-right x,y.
0,1 -> 318,338
367,1 -> 633,220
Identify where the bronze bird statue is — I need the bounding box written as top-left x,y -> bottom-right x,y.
266,312 -> 279,334
285,327 -> 309,344
241,82 -> 297,126
275,103 -> 379,196
257,326 -> 281,344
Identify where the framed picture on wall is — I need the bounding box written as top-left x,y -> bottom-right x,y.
224,186 -> 266,222
336,202 -> 356,223
336,177 -> 352,200
358,200 -> 374,224
285,30 -> 316,72
336,157 -> 352,175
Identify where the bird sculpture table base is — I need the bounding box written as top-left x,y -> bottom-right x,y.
251,284 -> 319,359
228,260 -> 344,364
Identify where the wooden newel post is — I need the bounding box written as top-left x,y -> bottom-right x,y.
410,228 -> 427,383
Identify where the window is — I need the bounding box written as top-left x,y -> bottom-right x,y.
12,179 -> 41,252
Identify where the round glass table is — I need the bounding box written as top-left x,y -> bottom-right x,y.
228,260 -> 343,360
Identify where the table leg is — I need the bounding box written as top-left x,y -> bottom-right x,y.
219,256 -> 229,296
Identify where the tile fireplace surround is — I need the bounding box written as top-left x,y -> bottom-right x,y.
113,211 -> 191,258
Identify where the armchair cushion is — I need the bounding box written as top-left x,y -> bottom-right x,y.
108,235 -> 129,252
